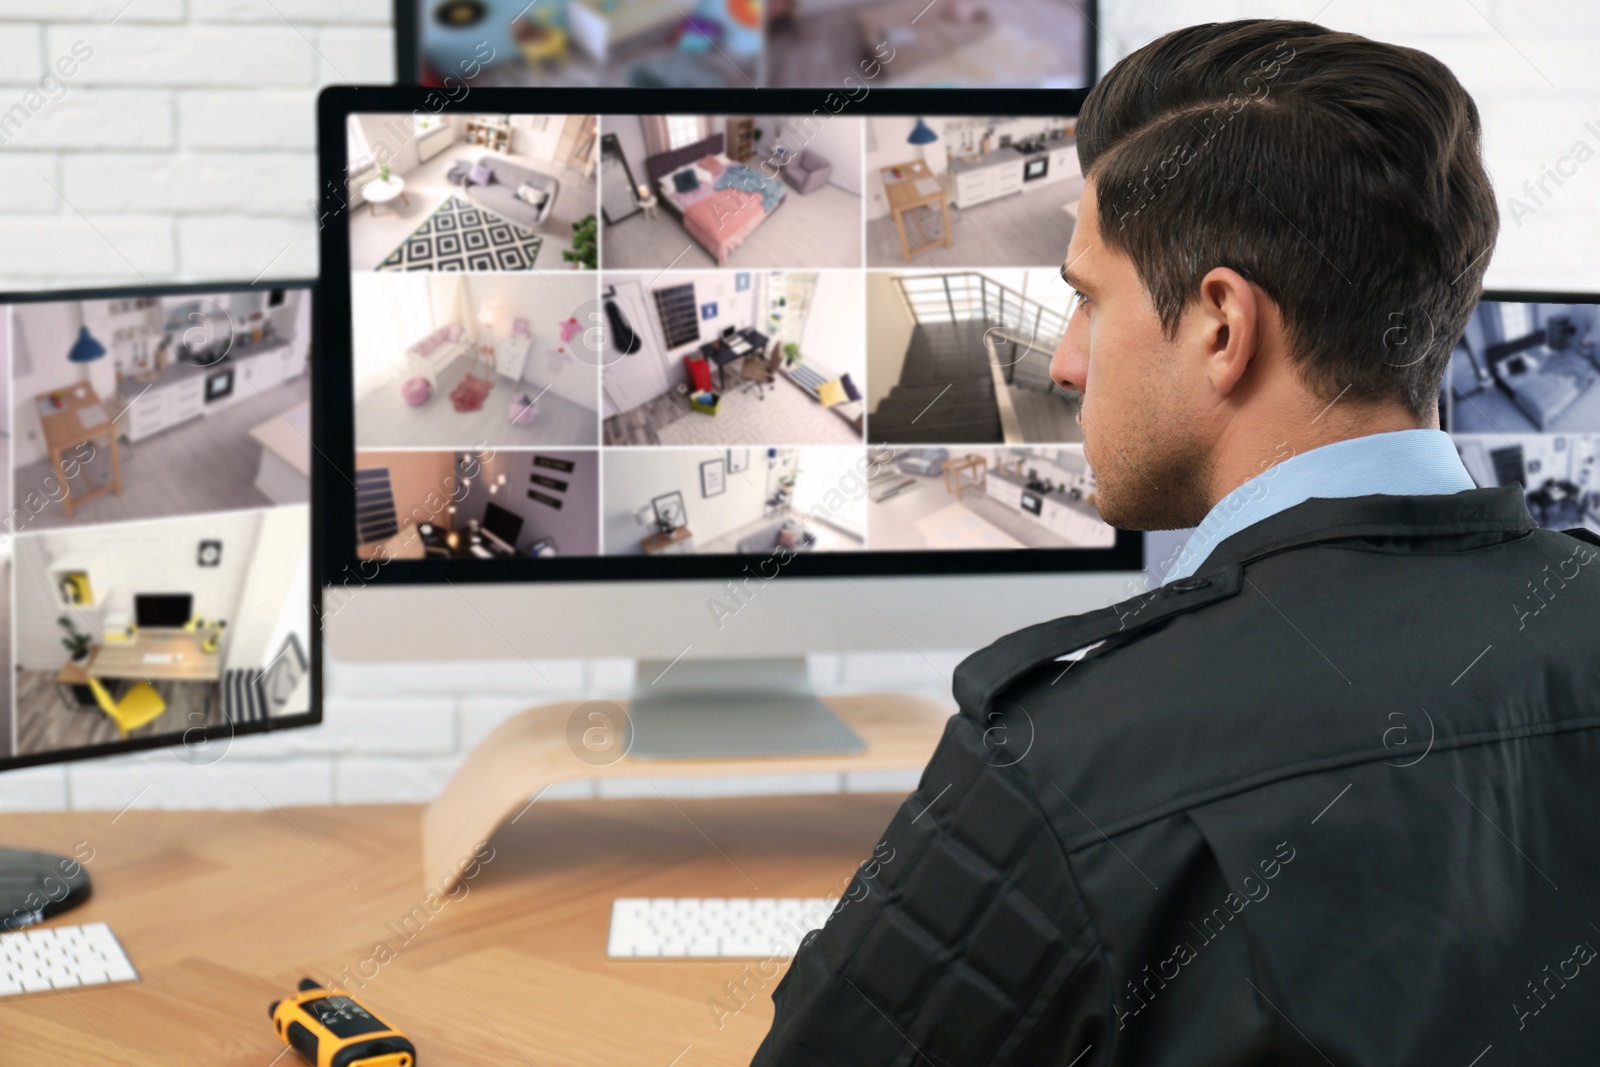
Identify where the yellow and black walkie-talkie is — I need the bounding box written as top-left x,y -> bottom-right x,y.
270,978 -> 417,1067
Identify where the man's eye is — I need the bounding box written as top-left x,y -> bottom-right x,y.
1070,288 -> 1091,310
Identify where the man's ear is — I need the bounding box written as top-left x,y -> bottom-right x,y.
1189,267 -> 1260,397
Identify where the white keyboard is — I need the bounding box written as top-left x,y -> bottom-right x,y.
0,922 -> 139,997
141,653 -> 175,664
607,897 -> 834,959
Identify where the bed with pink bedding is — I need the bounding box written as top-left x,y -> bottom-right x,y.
647,132 -> 785,265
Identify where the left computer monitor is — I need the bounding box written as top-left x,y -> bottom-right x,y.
0,280 -> 320,770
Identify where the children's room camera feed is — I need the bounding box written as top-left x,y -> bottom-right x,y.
348,113 -> 598,272
600,115 -> 863,270
352,272 -> 600,450
2,289 -> 313,760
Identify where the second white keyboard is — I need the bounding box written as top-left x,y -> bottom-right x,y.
607,898 -> 835,959
0,922 -> 139,997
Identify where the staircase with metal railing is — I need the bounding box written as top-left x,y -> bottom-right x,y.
869,273 -> 1081,445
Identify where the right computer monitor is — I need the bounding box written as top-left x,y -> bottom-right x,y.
1446,293 -> 1600,535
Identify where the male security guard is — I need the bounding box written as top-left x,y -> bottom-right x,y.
754,19 -> 1600,1066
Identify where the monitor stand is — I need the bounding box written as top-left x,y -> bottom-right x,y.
626,657 -> 866,759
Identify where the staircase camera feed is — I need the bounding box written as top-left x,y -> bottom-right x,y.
343,110 -> 1121,561
2,289 -> 313,763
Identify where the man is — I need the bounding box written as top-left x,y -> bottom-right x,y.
753,19 -> 1600,1066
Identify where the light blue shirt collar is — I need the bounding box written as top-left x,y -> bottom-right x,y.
1162,429 -> 1476,584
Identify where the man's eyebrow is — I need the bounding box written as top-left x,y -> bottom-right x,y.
1060,263 -> 1090,292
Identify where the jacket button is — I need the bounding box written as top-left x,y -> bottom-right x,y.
1169,576 -> 1211,592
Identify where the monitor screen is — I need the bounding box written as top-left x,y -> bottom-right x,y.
0,281 -> 319,769
396,0 -> 1096,91
481,500 -> 525,549
134,593 -> 194,629
1446,294 -> 1600,534
321,89 -> 1140,585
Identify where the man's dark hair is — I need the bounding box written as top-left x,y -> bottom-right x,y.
1077,19 -> 1497,417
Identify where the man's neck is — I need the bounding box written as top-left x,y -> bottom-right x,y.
1203,399 -> 1428,510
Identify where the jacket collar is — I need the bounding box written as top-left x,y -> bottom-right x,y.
1196,485 -> 1536,575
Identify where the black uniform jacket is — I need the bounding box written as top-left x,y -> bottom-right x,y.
752,487 -> 1600,1066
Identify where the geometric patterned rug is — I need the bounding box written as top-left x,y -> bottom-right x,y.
377,195 -> 544,271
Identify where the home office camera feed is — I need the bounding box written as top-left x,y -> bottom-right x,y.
0,285 -> 313,763
345,109 -> 1123,561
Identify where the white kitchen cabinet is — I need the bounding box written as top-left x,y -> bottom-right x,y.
236,351 -> 285,399
1049,148 -> 1080,184
955,168 -> 995,208
987,476 -> 1024,510
992,161 -> 1024,197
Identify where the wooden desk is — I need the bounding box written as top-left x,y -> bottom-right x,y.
36,383 -> 122,519
640,525 -> 694,555
943,454 -> 987,497
882,160 -> 951,263
0,794 -> 905,1066
86,632 -> 220,682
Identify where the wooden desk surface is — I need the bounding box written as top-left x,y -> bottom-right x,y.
87,632 -> 220,682
36,383 -> 114,453
1,794 -> 902,1066
881,160 -> 944,211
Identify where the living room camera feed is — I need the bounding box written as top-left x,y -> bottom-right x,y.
351,272 -> 600,450
347,113 -> 598,272
1,287 -> 314,761
600,115 -> 863,270
601,270 -> 865,447
603,447 -> 867,555
338,107 -> 1124,564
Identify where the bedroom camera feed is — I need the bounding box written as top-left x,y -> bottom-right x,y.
1447,300 -> 1600,434
2,283 -> 314,761
347,112 -> 598,273
600,114 -> 863,270
340,108 -> 1125,564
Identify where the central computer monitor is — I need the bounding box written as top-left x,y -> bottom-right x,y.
134,593 -> 194,630
317,88 -> 1147,757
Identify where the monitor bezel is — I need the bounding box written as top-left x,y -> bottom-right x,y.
392,0 -> 1102,89
0,277 -> 323,772
319,86 -> 1148,584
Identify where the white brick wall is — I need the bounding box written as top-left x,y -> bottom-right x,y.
0,1 -> 1596,810
0,0 -> 390,291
